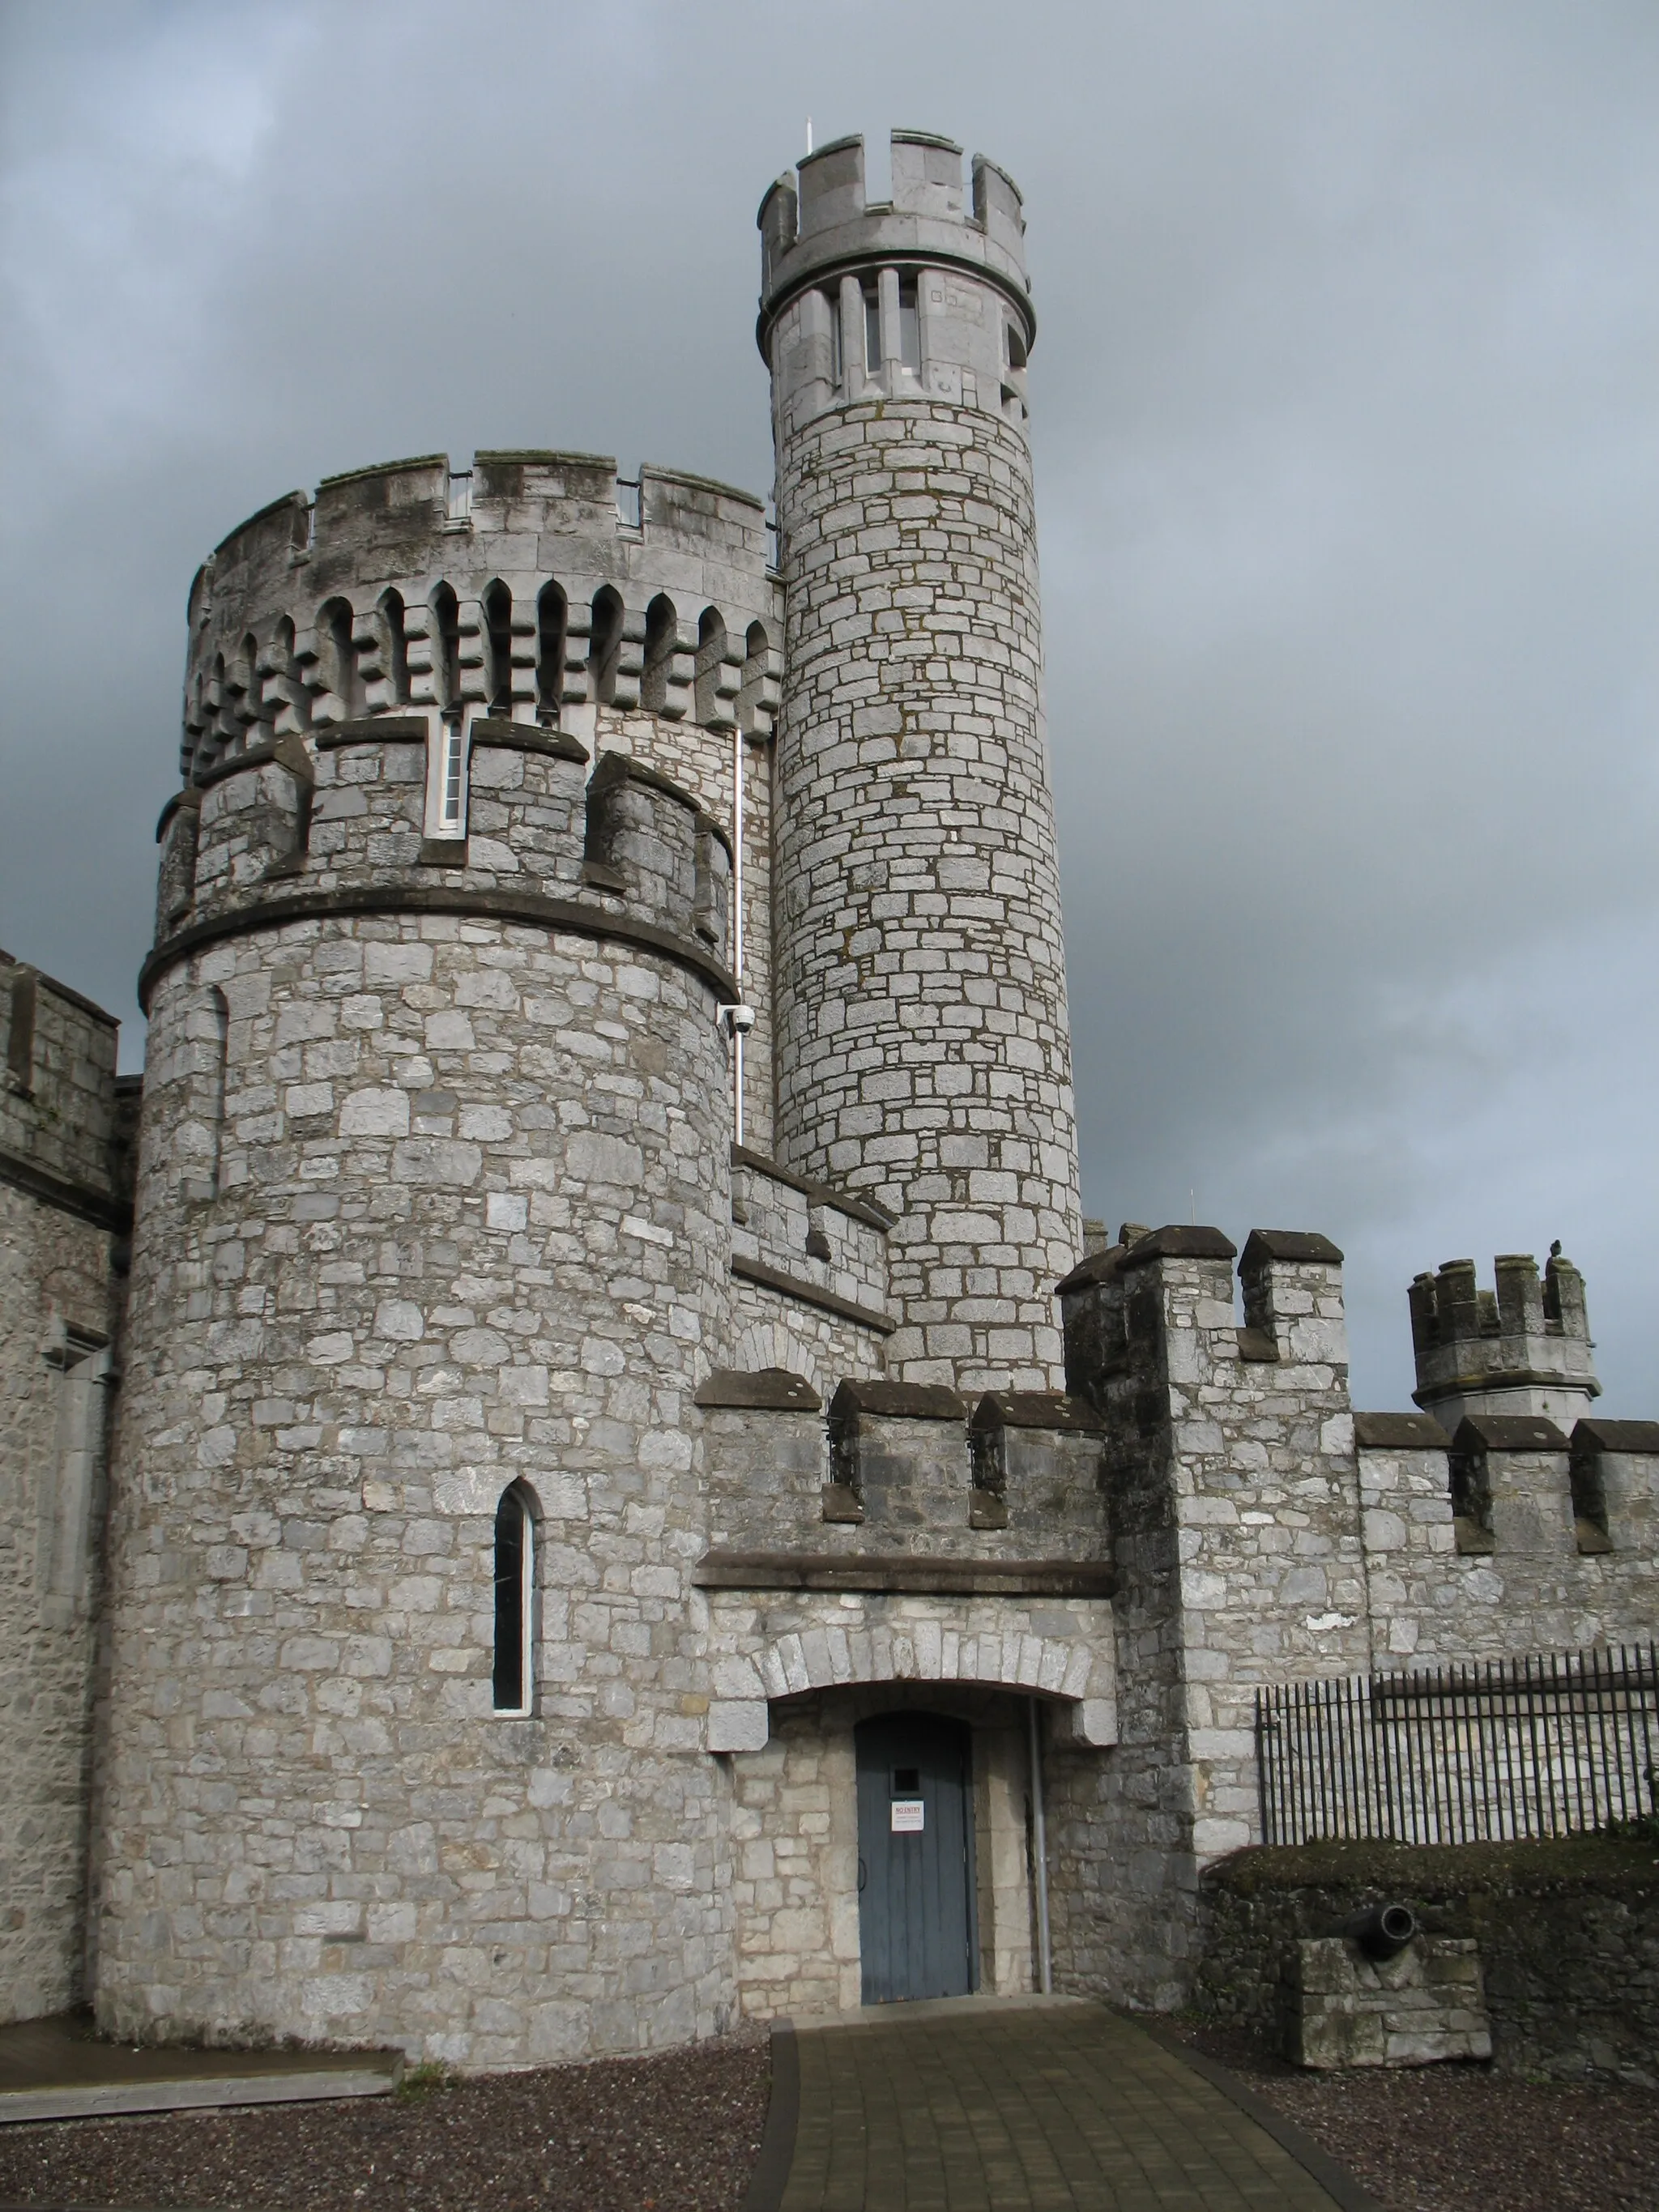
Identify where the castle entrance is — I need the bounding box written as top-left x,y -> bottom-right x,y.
855,1713 -> 978,2004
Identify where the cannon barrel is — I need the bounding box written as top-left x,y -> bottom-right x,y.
1341,1902 -> 1418,1960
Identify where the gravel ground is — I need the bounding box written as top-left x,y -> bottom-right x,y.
1174,2021 -> 1659,2212
0,2036 -> 770,2212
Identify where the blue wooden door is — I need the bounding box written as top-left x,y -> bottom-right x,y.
855,1712 -> 977,2004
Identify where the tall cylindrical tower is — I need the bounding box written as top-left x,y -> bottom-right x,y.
94,454 -> 779,2064
760,130 -> 1082,1392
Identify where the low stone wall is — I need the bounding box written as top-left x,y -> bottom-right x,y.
1196,1836 -> 1659,2084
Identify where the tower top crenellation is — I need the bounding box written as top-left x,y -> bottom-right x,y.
757,129 -> 1030,358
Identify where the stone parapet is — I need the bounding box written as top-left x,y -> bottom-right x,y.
1410,1250 -> 1598,1430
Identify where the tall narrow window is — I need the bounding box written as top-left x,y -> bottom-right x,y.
536,582 -> 566,725
825,287 -> 843,386
738,620 -> 770,737
437,723 -> 467,833
589,586 -> 624,707
640,594 -> 676,714
379,589 -> 411,705
493,1485 -> 534,1714
898,275 -> 920,373
430,583 -> 460,709
320,598 -> 359,718
483,580 -> 513,715
863,281 -> 881,370
694,607 -> 728,727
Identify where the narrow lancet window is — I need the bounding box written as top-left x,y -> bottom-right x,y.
430,583 -> 460,709
898,275 -> 920,373
589,586 -> 624,707
493,1485 -> 534,1714
536,582 -> 566,725
483,580 -> 513,715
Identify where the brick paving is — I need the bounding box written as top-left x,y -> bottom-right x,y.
772,1997 -> 1355,2211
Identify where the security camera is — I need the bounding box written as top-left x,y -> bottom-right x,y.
720,1003 -> 757,1036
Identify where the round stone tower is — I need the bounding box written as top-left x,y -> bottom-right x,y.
758,130 -> 1082,1392
95,454 -> 778,2064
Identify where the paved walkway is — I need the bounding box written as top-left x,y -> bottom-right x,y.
0,2010 -> 400,2124
753,1996 -> 1374,2212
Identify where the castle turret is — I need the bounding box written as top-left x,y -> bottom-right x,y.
94,456 -> 778,2062
759,131 -> 1082,1393
1408,1247 -> 1599,1431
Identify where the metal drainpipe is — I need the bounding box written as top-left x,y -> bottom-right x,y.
1028,1696 -> 1052,1995
731,716 -> 744,1144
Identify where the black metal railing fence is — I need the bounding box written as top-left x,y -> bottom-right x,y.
1256,1642 -> 1658,1847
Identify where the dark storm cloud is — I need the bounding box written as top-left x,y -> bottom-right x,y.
3,1 -> 1656,1407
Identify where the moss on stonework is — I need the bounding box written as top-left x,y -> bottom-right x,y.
1204,1834 -> 1659,1898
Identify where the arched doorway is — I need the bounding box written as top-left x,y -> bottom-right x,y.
855,1712 -> 977,2004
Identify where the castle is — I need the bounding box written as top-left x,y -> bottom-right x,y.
2,130 -> 1654,2066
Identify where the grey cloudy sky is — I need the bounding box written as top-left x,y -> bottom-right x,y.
2,0 -> 1656,1411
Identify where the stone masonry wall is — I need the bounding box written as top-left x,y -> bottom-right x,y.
1055,1231 -> 1372,2010
94,905 -> 738,2066
0,960 -> 129,2024
770,395 -> 1081,1392
1358,1426 -> 1659,1663
1198,1843 -> 1659,2083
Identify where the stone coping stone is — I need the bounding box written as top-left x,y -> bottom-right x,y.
695,1366 -> 821,1412
1573,1417 -> 1659,1454
314,714 -> 432,749
1241,1229 -> 1345,1268
731,1143 -> 896,1231
692,1549 -> 1115,1597
1201,1835 -> 1659,1899
1451,1413 -> 1570,1452
0,2013 -> 402,2126
1119,1224 -> 1239,1269
731,1256 -> 893,1335
1354,1411 -> 1452,1451
1054,1244 -> 1126,1294
467,717 -> 590,764
969,1390 -> 1102,1435
828,1379 -> 965,1423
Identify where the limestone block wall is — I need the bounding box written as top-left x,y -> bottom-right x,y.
767,395 -> 1080,1392
0,955 -> 131,2024
1356,1413 -> 1659,1664
1054,1228 -> 1372,2010
761,133 -> 1081,1394
96,746 -> 743,2061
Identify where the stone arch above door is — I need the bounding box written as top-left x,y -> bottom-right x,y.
702,1590 -> 1118,1752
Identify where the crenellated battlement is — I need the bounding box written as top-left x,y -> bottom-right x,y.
758,131 -> 1034,436
180,450 -> 781,785
1409,1249 -> 1597,1429
142,711 -> 740,1016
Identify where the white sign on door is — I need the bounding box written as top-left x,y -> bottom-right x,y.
890,1798 -> 925,1833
